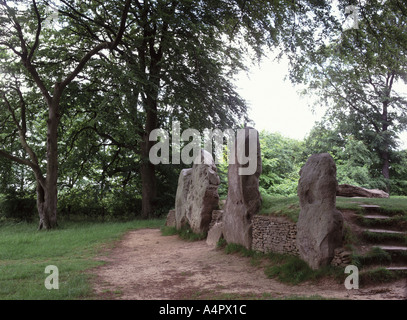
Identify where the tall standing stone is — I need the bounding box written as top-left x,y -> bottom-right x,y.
175,149 -> 220,234
296,153 -> 344,270
222,127 -> 262,249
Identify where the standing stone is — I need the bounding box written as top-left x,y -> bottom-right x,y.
175,150 -> 220,234
296,153 -> 344,270
165,209 -> 176,227
206,222 -> 224,246
337,184 -> 389,198
175,168 -> 192,230
222,127 -> 262,249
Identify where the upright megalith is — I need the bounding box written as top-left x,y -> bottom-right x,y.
175,149 -> 220,234
222,127 -> 262,249
296,153 -> 344,270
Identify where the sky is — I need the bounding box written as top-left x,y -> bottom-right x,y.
235,55 -> 407,150
235,55 -> 323,140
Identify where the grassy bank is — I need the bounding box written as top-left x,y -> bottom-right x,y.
259,195 -> 407,222
0,219 -> 165,300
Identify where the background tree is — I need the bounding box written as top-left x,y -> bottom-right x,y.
259,131 -> 305,196
0,0 -> 131,229
290,0 -> 407,192
63,0 -> 335,218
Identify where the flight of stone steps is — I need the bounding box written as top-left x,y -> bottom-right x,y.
354,204 -> 407,275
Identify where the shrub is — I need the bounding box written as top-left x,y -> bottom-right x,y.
0,190 -> 37,222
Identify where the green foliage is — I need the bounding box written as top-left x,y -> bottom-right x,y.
0,190 -> 37,222
390,150 -> 407,196
58,187 -> 145,221
304,122 -> 405,193
259,131 -> 305,196
291,1 -> 407,187
259,126 -> 407,197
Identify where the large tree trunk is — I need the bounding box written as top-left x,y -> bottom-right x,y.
140,48 -> 161,218
38,97 -> 60,229
37,182 -> 58,229
140,103 -> 158,219
140,147 -> 157,219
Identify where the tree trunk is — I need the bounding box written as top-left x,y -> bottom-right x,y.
140,148 -> 156,219
381,101 -> 390,192
139,47 -> 161,218
382,151 -> 390,180
37,182 -> 58,230
140,106 -> 158,219
38,96 -> 60,229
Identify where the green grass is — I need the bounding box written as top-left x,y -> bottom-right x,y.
221,242 -> 343,285
361,230 -> 407,245
351,247 -> 392,268
259,195 -> 407,223
0,219 -> 165,300
259,195 -> 300,222
265,252 -> 344,285
161,225 -> 207,241
359,267 -> 407,285
356,215 -> 407,229
336,196 -> 407,215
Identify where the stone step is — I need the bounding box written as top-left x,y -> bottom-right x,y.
385,266 -> 407,271
363,215 -> 391,220
359,204 -> 381,210
365,228 -> 406,235
376,245 -> 407,252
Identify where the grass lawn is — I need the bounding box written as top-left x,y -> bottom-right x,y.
259,194 -> 407,222
0,219 -> 165,300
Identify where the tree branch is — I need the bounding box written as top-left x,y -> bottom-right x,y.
28,0 -> 42,62
59,0 -> 131,90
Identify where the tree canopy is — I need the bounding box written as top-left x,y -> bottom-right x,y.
0,1 -> 406,226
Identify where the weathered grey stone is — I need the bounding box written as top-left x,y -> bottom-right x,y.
208,210 -> 224,230
175,168 -> 193,230
206,222 -> 223,246
175,150 -> 220,234
331,247 -> 352,267
337,184 -> 389,198
296,153 -> 344,270
165,209 -> 176,227
222,127 -> 262,249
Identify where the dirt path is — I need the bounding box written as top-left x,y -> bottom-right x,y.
91,228 -> 406,300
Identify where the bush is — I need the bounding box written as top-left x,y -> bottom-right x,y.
0,190 -> 37,222
58,187 -> 144,221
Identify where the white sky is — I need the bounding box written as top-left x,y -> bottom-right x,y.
235,55 -> 407,150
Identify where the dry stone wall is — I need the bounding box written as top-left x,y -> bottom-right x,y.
251,215 -> 350,267
252,215 -> 299,256
167,208 -> 351,267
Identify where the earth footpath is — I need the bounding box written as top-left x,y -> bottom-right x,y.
92,228 -> 406,300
